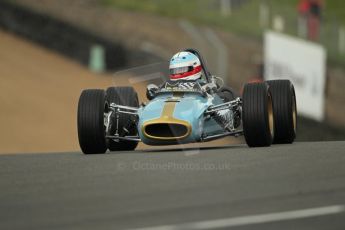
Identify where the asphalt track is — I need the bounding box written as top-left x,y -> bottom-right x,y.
0,141 -> 345,230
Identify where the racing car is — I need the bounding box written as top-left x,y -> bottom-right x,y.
77,48 -> 297,154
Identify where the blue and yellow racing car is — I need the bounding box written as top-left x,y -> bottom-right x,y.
77,49 -> 297,154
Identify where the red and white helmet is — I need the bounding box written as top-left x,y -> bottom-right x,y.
169,51 -> 202,81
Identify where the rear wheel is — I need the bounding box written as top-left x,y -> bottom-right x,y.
242,82 -> 274,147
217,86 -> 237,102
266,80 -> 297,144
77,89 -> 107,154
105,87 -> 139,151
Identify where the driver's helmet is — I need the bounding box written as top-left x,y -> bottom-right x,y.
169,51 -> 202,81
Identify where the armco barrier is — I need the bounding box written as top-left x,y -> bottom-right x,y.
0,1 -> 128,71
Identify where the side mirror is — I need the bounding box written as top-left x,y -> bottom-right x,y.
146,84 -> 159,100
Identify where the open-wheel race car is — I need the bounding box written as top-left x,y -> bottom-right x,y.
77,48 -> 297,154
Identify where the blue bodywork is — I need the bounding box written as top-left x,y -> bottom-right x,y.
137,92 -> 225,145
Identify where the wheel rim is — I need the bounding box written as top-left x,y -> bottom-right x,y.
268,93 -> 274,138
292,94 -> 297,132
104,101 -> 110,135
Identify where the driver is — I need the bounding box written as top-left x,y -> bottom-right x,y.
146,51 -> 215,100
169,51 -> 203,82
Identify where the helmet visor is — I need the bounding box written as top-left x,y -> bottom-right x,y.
170,66 -> 194,75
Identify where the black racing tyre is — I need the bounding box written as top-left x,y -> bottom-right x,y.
217,86 -> 237,102
77,89 -> 107,154
242,82 -> 274,147
105,87 -> 139,151
266,80 -> 297,144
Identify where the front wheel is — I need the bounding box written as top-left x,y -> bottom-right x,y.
242,82 -> 274,147
77,89 -> 107,154
105,87 -> 139,151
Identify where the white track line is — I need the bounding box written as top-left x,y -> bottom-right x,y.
129,72 -> 163,84
140,41 -> 171,59
130,205 -> 345,230
179,20 -> 207,46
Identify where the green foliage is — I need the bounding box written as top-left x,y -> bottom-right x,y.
102,0 -> 345,66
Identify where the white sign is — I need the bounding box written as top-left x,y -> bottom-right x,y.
264,31 -> 326,121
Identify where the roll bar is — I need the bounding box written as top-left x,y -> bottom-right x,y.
184,48 -> 212,83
